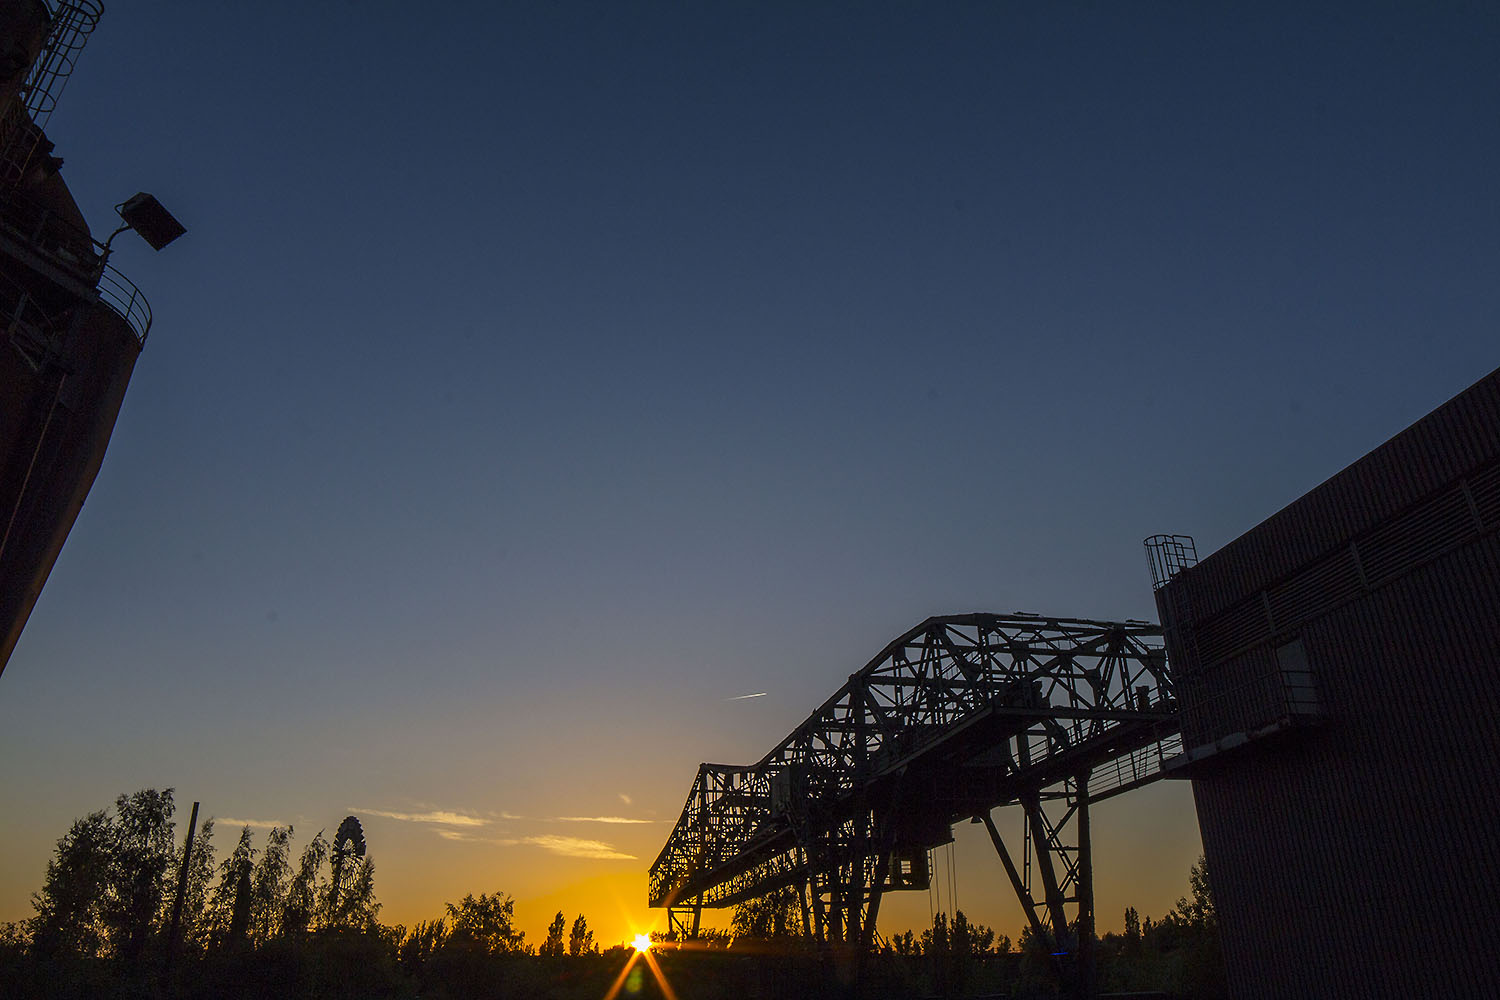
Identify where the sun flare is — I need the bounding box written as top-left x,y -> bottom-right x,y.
632,933 -> 652,952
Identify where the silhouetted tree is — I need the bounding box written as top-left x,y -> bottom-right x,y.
282,829 -> 327,935
971,920 -> 997,955
228,867 -> 252,945
920,910 -> 948,956
205,826 -> 255,948
1164,854 -> 1224,999
921,911 -> 996,995
1017,922 -> 1058,987
107,788 -> 177,961
1123,905 -> 1142,954
397,918 -> 448,974
540,910 -> 566,956
1173,854 -> 1216,930
921,911 -> 953,996
443,892 -> 526,955
28,789 -> 179,961
1091,856 -> 1224,998
29,809 -> 114,957
568,913 -> 594,956
249,825 -> 292,943
328,855 -> 380,931
730,884 -> 803,939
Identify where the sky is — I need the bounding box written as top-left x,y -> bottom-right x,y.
1,0 -> 1497,949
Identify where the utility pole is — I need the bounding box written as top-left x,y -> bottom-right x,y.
164,800 -> 200,972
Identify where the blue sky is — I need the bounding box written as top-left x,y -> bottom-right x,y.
1,1 -> 1496,945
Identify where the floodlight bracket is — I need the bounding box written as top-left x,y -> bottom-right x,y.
111,191 -> 186,252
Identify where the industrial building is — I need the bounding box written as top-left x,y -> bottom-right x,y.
0,0 -> 181,675
1149,368 -> 1500,998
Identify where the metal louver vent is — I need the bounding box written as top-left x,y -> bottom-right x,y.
1359,489 -> 1475,585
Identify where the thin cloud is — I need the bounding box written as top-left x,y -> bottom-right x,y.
431,830 -> 635,860
498,809 -> 655,825
555,815 -> 658,825
618,793 -> 632,806
356,808 -> 489,828
513,835 -> 636,860
217,817 -> 286,830
434,829 -> 511,845
726,692 -> 767,701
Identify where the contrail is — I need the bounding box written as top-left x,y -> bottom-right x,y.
726,692 -> 767,701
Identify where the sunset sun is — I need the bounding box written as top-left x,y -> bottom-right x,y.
632,933 -> 652,952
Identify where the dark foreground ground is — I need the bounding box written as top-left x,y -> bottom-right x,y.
0,934 -> 1222,999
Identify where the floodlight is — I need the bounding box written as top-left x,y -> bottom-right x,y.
114,192 -> 185,250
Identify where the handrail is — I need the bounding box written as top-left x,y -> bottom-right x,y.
0,195 -> 151,344
95,260 -> 151,344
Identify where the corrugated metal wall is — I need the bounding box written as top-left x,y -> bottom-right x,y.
1156,368 -> 1500,999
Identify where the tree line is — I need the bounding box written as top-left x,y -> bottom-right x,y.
1,787 -> 1224,998
713,855 -> 1223,998
17,789 -> 379,961
0,789 -> 623,999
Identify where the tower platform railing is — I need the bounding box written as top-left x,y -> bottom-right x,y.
0,195 -> 152,344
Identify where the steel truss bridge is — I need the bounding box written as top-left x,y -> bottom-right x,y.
648,613 -> 1180,971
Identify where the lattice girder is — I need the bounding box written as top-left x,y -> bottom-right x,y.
649,614 -> 1179,912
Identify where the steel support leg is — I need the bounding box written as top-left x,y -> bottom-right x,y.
1022,792 -> 1070,938
667,901 -> 701,940
982,810 -> 1048,939
1076,774 -> 1094,1000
